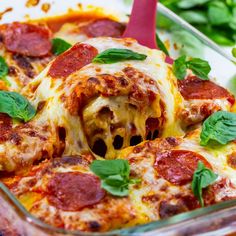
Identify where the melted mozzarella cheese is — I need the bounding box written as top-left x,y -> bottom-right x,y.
22,37 -> 184,161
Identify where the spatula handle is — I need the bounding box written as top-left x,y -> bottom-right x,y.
123,0 -> 158,49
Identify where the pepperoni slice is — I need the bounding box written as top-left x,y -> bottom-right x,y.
2,22 -> 51,57
154,150 -> 212,185
47,172 -> 105,211
82,19 -> 125,38
48,43 -> 98,78
178,76 -> 235,105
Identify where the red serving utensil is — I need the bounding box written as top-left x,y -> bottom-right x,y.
123,0 -> 173,63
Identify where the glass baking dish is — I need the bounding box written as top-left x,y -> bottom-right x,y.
0,0 -> 236,235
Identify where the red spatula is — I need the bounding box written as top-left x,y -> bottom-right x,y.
123,0 -> 173,63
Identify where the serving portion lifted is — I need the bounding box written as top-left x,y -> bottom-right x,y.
0,36 -> 234,171
0,14 -> 236,233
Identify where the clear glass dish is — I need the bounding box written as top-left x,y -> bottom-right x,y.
0,0 -> 236,235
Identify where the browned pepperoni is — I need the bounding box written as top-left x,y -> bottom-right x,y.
2,22 -> 51,57
0,113 -> 12,142
154,150 -> 212,185
227,152 -> 236,169
146,118 -> 159,132
82,19 -> 125,38
48,43 -> 98,78
47,172 -> 105,211
159,201 -> 187,219
178,76 -> 235,105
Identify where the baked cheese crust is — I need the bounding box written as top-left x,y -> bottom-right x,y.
0,14 -> 235,233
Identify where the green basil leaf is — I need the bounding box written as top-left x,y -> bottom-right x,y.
173,56 -> 211,81
159,0 -> 236,47
208,2 -> 232,25
0,91 -> 36,122
180,11 -> 208,24
156,13 -> 175,30
200,111 -> 236,146
187,58 -> 211,80
232,47 -> 236,58
52,38 -> 72,55
198,25 -> 235,46
90,159 -> 140,197
177,0 -> 211,9
0,56 -> 8,78
90,159 -> 130,179
156,33 -> 169,56
92,49 -> 147,64
101,180 -> 129,197
0,56 -> 11,86
173,55 -> 187,80
229,7 -> 236,30
192,161 -> 218,207
103,175 -> 126,186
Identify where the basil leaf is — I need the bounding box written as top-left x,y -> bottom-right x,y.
90,159 -> 130,179
0,91 -> 36,122
200,111 -> 236,146
156,33 -> 169,56
177,0 -> 211,9
232,47 -> 236,58
180,11 -> 208,24
0,56 -> 8,78
208,2 -> 232,26
187,58 -> 211,80
52,38 -> 72,55
173,56 -> 210,81
156,13 -> 175,30
101,179 -> 129,197
90,159 -> 140,197
192,161 -> 218,207
160,0 -> 236,46
0,56 -> 11,86
173,55 -> 187,80
92,49 -> 147,64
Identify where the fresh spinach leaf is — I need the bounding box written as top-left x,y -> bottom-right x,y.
92,49 -> 147,64
0,91 -> 36,122
200,111 -> 236,146
90,159 -> 141,197
192,161 -> 218,207
52,38 -> 72,55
